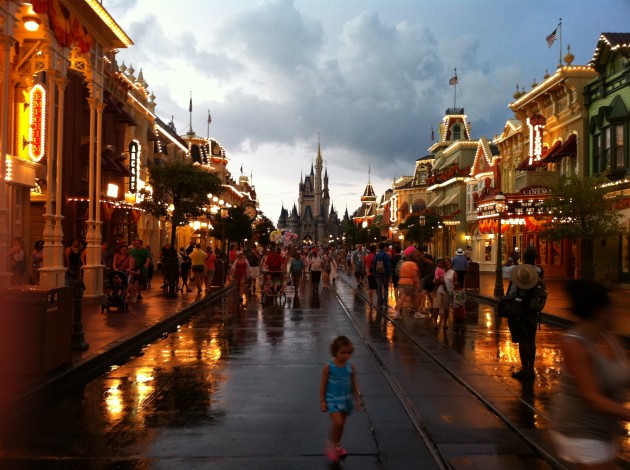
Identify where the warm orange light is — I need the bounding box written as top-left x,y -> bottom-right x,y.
23,16 -> 40,32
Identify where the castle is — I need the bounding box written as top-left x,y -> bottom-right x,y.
277,140 -> 342,245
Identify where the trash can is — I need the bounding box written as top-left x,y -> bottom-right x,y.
0,286 -> 72,376
466,262 -> 480,291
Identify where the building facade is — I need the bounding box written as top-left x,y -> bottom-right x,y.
585,33 -> 630,283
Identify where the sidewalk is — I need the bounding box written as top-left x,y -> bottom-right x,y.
0,283 -> 229,418
471,271 -> 630,338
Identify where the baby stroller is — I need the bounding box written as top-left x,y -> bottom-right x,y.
101,270 -> 129,313
260,269 -> 287,306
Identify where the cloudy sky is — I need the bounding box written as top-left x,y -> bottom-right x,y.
106,0 -> 629,223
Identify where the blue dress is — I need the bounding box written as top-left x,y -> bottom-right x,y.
325,361 -> 354,414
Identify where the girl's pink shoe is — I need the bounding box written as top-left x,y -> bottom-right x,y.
325,443 -> 339,462
336,444 -> 348,458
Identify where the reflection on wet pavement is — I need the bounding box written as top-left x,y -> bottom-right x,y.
0,273 -> 628,468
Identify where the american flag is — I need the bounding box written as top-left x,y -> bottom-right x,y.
449,75 -> 458,86
546,28 -> 557,48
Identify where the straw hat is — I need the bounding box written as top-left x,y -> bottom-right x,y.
455,248 -> 464,255
511,264 -> 539,290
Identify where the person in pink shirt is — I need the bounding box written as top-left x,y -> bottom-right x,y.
431,259 -> 450,329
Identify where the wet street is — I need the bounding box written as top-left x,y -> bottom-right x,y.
0,273 -> 628,469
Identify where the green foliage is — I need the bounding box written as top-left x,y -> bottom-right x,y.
138,161 -> 222,245
399,211 -> 443,246
540,175 -> 623,241
254,216 -> 275,246
344,224 -> 383,246
209,205 -> 254,245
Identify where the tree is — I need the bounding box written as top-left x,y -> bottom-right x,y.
540,175 -> 624,278
253,216 -> 275,246
138,161 -> 223,246
399,211 -> 442,247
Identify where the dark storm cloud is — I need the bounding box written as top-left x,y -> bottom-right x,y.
218,0 -> 324,70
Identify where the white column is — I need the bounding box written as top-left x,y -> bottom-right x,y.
52,75 -> 67,272
40,72 -> 67,288
83,98 -> 104,298
0,36 -> 15,287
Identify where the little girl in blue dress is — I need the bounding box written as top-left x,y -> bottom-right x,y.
319,335 -> 362,462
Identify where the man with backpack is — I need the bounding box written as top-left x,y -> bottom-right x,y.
372,242 -> 392,309
502,245 -> 546,381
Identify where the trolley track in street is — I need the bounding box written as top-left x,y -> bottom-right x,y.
335,276 -> 566,469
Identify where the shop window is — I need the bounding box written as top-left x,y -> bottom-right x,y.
485,239 -> 492,262
615,124 -> 625,169
604,127 -> 611,170
592,133 -> 601,174
452,125 -> 461,140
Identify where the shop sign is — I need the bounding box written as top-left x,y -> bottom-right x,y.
29,84 -> 46,162
129,140 -> 139,193
520,185 -> 552,196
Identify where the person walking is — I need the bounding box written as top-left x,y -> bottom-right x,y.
64,238 -> 83,284
308,248 -> 323,292
30,240 -> 44,285
390,246 -> 402,305
130,239 -> 150,300
451,248 -> 469,287
246,247 -> 261,294
7,236 -> 26,285
320,335 -> 362,463
179,255 -> 192,293
351,245 -> 366,287
321,250 -> 332,289
364,246 -> 376,305
371,242 -> 392,309
289,251 -> 305,291
550,280 -> 630,468
431,259 -> 450,329
391,255 -> 420,319
204,247 -> 216,293
189,243 -> 206,294
229,251 -> 251,303
506,245 -> 543,380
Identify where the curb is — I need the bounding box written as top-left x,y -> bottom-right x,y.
0,286 -> 233,423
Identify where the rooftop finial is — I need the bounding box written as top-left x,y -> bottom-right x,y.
188,91 -> 193,134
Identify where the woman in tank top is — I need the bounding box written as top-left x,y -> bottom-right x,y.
550,280 -> 630,468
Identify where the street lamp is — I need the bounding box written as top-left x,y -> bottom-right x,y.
419,214 -> 426,250
220,206 -> 229,282
493,193 -> 506,297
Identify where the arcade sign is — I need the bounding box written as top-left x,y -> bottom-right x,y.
29,84 -> 46,162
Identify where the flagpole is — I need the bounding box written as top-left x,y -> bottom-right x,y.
558,18 -> 562,68
453,68 -> 457,109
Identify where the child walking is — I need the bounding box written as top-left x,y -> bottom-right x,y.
320,335 -> 362,462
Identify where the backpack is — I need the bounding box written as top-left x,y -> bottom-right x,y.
374,253 -> 385,274
499,279 -> 548,318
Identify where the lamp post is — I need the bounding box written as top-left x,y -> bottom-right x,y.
220,206 -> 229,283
419,215 -> 426,250
493,193 -> 506,297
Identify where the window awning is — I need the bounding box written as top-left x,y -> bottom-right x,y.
550,134 -> 577,162
439,193 -> 459,207
517,140 -> 562,170
426,196 -> 442,208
